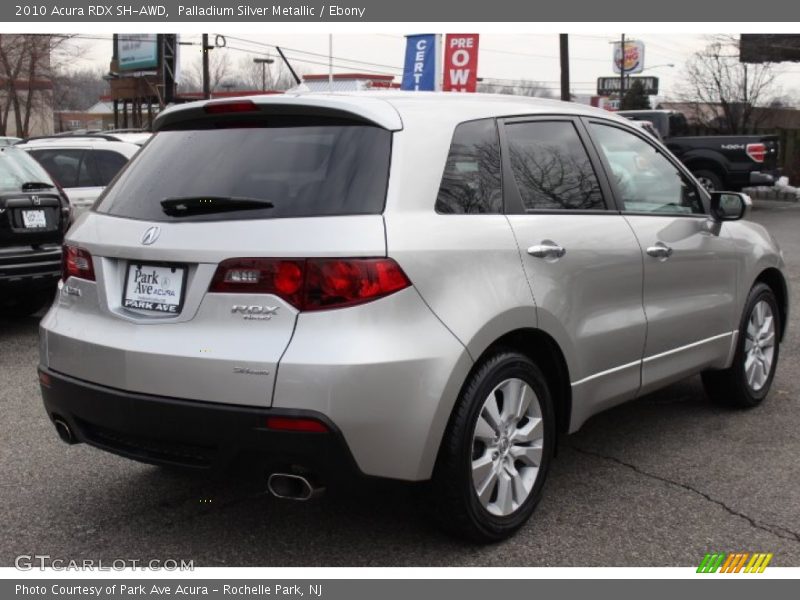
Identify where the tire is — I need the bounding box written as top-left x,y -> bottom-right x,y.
693,169 -> 724,193
429,350 -> 555,542
702,283 -> 780,408
1,288 -> 54,318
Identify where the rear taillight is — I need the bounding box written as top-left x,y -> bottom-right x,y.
209,258 -> 411,311
62,245 -> 95,282
746,143 -> 767,163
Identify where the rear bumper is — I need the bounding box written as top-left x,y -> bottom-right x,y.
39,367 -> 363,480
749,169 -> 782,187
0,245 -> 61,288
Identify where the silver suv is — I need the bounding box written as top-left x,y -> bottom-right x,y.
38,93 -> 788,541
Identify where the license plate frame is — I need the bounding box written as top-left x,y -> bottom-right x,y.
22,209 -> 47,229
122,262 -> 188,315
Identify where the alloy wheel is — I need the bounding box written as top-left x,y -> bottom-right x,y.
470,377 -> 544,517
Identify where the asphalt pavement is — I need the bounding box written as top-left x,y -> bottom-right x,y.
2,202 -> 799,567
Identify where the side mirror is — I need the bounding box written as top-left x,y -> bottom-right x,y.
709,191 -> 751,221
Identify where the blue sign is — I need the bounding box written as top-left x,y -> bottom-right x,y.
401,34 -> 439,91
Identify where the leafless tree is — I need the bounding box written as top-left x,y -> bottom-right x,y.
236,55 -> 303,91
52,67 -> 108,111
678,35 -> 778,134
477,79 -> 555,99
180,49 -> 235,93
0,34 -> 78,137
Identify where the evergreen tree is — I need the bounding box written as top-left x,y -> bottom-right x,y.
620,80 -> 651,110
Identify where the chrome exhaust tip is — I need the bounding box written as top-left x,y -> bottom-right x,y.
267,473 -> 324,501
53,417 -> 76,444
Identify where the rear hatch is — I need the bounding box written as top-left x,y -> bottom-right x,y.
45,103 -> 393,407
0,146 -> 66,250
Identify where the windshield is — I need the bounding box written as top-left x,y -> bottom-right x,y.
0,147 -> 57,194
95,121 -> 392,222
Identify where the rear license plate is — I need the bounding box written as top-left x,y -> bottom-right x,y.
22,210 -> 46,228
123,263 -> 186,314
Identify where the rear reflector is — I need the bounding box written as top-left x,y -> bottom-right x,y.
209,257 -> 411,311
204,100 -> 259,114
62,245 -> 95,282
746,143 -> 767,163
38,371 -> 51,387
266,417 -> 329,433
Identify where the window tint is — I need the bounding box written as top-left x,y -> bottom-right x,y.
505,121 -> 604,211
589,123 -> 704,215
84,150 -> 129,187
28,149 -> 87,188
95,122 -> 391,222
436,119 -> 502,214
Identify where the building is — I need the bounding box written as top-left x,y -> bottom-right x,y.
299,73 -> 399,92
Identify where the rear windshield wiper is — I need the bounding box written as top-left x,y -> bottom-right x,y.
21,181 -> 55,191
160,196 -> 275,217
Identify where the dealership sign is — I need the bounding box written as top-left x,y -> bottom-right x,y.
443,34 -> 480,92
597,76 -> 659,95
613,40 -> 645,74
401,34 -> 441,91
116,34 -> 159,71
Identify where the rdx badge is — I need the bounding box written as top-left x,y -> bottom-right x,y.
231,305 -> 279,320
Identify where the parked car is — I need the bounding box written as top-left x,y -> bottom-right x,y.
16,136 -> 143,219
0,146 -> 70,316
0,136 -> 22,146
633,119 -> 662,141
38,93 -> 788,542
619,109 -> 781,192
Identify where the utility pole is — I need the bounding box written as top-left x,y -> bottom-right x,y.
328,34 -> 334,92
202,33 -> 211,99
559,34 -> 570,102
619,33 -> 626,109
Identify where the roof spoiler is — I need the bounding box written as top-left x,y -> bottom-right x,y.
153,96 -> 403,132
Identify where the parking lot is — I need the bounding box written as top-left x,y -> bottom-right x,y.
1,201 -> 799,568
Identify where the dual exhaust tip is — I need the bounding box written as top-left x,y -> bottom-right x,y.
267,473 -> 324,501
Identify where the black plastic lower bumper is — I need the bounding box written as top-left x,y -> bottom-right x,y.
39,367 -> 363,481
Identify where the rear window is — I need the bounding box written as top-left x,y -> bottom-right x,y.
0,147 -> 57,193
95,122 -> 392,221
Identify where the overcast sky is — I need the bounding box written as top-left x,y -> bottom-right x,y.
62,32 -> 800,100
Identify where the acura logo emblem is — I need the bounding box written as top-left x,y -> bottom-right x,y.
141,226 -> 161,245
31,196 -> 41,205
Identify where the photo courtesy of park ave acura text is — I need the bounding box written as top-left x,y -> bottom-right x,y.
1,23 -> 800,572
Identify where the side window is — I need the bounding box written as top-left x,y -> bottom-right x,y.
589,123 -> 704,215
84,150 -> 129,187
436,119 -> 502,214
28,149 -> 86,188
505,121 -> 604,211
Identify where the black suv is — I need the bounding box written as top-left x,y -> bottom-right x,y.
0,146 -> 70,316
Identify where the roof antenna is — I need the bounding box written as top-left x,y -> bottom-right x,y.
275,47 -> 302,86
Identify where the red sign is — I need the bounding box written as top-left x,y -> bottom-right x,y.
443,34 -> 480,92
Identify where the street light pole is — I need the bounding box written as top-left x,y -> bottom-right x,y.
253,57 -> 275,92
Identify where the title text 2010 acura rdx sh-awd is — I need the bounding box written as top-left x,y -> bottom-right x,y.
38,93 -> 788,541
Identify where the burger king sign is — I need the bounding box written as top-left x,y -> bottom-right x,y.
613,40 -> 645,74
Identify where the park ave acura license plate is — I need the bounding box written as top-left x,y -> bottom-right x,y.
123,263 -> 186,314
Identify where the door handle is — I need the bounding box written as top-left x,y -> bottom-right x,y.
646,242 -> 673,260
527,240 -> 566,259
